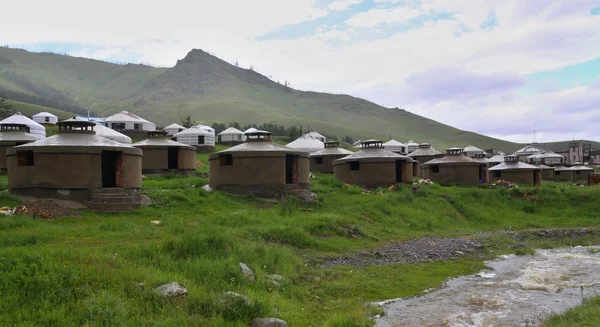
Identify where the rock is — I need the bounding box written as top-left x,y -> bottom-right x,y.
250,318 -> 288,327
239,263 -> 255,282
222,291 -> 252,305
135,282 -> 145,287
151,220 -> 161,225
141,194 -> 152,207
267,274 -> 285,282
154,282 -> 187,298
202,184 -> 212,192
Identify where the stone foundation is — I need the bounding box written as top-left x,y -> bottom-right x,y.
215,183 -> 311,199
10,187 -> 142,212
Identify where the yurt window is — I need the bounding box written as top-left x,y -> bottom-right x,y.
172,137 -> 177,141
220,154 -> 233,166
430,165 -> 440,173
45,117 -> 50,122
315,157 -> 324,164
112,123 -> 125,129
349,161 -> 360,170
576,171 -> 581,175
18,151 -> 34,166
134,123 -> 141,130
556,171 -> 561,175
237,134 -> 242,141
198,135 -> 205,145
492,171 -> 502,178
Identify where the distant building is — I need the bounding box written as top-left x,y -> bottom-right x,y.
0,112 -> 46,139
310,141 -> 353,173
304,131 -> 326,143
533,164 -> 555,180
217,127 -> 244,144
333,140 -> 415,188
75,116 -> 106,126
0,123 -> 37,174
406,140 -> 420,153
488,154 -> 505,167
421,148 -> 488,185
66,117 -> 131,144
105,111 -> 156,132
408,143 -> 442,172
286,135 -> 324,153
173,126 -> 215,152
553,165 -> 574,181
513,144 -> 543,162
489,155 -> 542,185
570,163 -> 594,182
383,140 -> 407,154
463,145 -> 485,158
32,112 -> 58,125
133,131 -> 196,175
163,123 -> 186,136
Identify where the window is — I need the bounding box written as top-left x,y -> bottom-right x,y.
556,171 -> 561,175
576,171 -> 581,175
349,161 -> 360,170
220,154 -> 233,166
112,123 -> 125,130
18,151 -> 34,166
44,117 -> 49,122
430,165 -> 440,173
198,135 -> 205,144
178,128 -> 183,132
134,123 -> 141,130
237,134 -> 242,141
172,137 -> 177,141
315,157 -> 324,164
492,171 -> 502,178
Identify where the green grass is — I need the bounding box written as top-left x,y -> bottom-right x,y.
7,100 -> 74,119
545,297 -> 600,327
1,165 -> 600,325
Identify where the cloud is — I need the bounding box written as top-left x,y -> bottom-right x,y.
345,6 -> 421,28
328,0 -> 362,11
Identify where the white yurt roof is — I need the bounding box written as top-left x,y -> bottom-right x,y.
384,139 -> 407,147
164,123 -> 185,130
488,154 -> 505,163
196,125 -> 215,133
305,131 -> 325,139
32,111 -> 58,118
406,140 -> 420,146
244,127 -> 260,134
540,151 -> 564,159
105,111 -> 154,125
0,112 -> 46,139
174,126 -> 213,137
463,145 -> 484,153
218,127 -> 243,135
286,135 -> 324,152
514,144 -> 543,155
65,117 -> 132,143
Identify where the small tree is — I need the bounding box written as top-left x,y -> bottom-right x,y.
181,115 -> 196,128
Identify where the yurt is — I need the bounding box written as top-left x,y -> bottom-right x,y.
305,131 -> 326,142
383,140 -> 407,154
217,127 -> 244,144
309,141 -> 353,173
570,163 -> 594,182
333,140 -> 415,188
553,165 -> 574,181
209,130 -> 311,198
197,125 -> 215,135
489,155 -> 542,185
463,145 -> 485,158
105,111 -> 156,131
539,151 -> 565,166
7,121 -> 142,212
421,148 -> 488,185
534,164 -> 555,180
488,154 -> 505,167
513,144 -> 543,161
0,123 -> 38,174
286,135 -> 324,153
0,112 -> 46,139
163,123 -> 186,136
408,143 -> 442,166
133,131 -> 196,175
173,126 -> 215,152
66,117 -> 131,144
406,140 -> 420,153
32,112 -> 58,125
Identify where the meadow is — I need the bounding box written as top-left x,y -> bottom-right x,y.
0,153 -> 600,326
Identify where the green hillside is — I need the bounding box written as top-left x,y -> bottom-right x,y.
6,101 -> 74,120
0,47 -> 596,153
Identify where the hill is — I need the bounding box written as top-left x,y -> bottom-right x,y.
0,47 -> 596,153
6,101 -> 74,120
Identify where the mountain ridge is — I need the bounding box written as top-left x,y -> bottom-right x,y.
0,46 -> 597,153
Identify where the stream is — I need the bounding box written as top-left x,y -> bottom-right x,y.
375,246 -> 600,327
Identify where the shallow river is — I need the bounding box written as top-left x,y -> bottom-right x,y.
376,246 -> 600,327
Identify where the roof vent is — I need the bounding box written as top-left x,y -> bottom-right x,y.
504,155 -> 519,162
473,153 -> 487,159
57,120 -> 96,134
0,123 -> 30,133
419,143 -> 431,149
146,130 -> 168,138
360,139 -> 383,148
446,148 -> 464,156
245,130 -> 272,142
324,141 -> 340,148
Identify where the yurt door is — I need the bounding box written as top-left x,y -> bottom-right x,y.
168,147 -> 179,169
101,151 -> 119,188
285,155 -> 298,184
395,160 -> 403,183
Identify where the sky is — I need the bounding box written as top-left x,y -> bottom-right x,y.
2,0 -> 600,143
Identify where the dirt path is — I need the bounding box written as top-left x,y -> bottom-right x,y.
320,227 -> 600,268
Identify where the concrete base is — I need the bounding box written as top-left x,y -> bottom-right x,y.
142,169 -> 196,176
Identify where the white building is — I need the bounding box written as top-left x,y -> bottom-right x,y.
66,117 -> 131,143
0,112 -> 46,139
286,135 -> 324,153
304,131 -> 326,142
196,125 -> 215,135
463,145 -> 485,158
406,140 -> 420,153
105,111 -> 156,131
32,112 -> 58,125
163,123 -> 186,136
383,140 -> 407,154
217,127 -> 244,143
173,126 -> 215,149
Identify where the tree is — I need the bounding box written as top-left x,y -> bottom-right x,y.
181,116 -> 196,128
0,93 -> 13,117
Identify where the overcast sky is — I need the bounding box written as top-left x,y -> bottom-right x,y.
2,0 -> 600,143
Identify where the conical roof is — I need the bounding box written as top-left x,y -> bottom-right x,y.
0,112 -> 46,139
408,144 -> 441,157
32,111 -> 58,118
305,131 -> 325,139
286,135 -> 324,153
570,164 -> 593,171
554,165 -> 572,171
244,127 -> 260,134
533,164 -> 553,170
539,151 -> 564,159
463,145 -> 484,153
133,137 -> 194,149
214,138 -> 305,155
334,147 -> 414,164
310,144 -> 353,157
66,117 -> 132,143
174,126 -> 213,137
423,150 -> 481,165
406,140 -> 420,146
488,154 -> 505,163
383,139 -> 407,152
489,161 -> 541,171
218,127 -> 244,135
164,123 -> 185,130
105,111 -> 153,124
514,144 -> 543,155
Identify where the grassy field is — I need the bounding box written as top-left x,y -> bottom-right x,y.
545,296 -> 600,327
7,100 -> 74,119
0,153 -> 600,326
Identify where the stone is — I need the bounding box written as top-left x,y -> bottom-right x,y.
151,220 -> 161,225
202,184 -> 212,192
222,291 -> 252,305
250,318 -> 288,327
141,194 -> 152,207
154,282 -> 187,298
239,262 -> 256,282
267,274 -> 285,282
